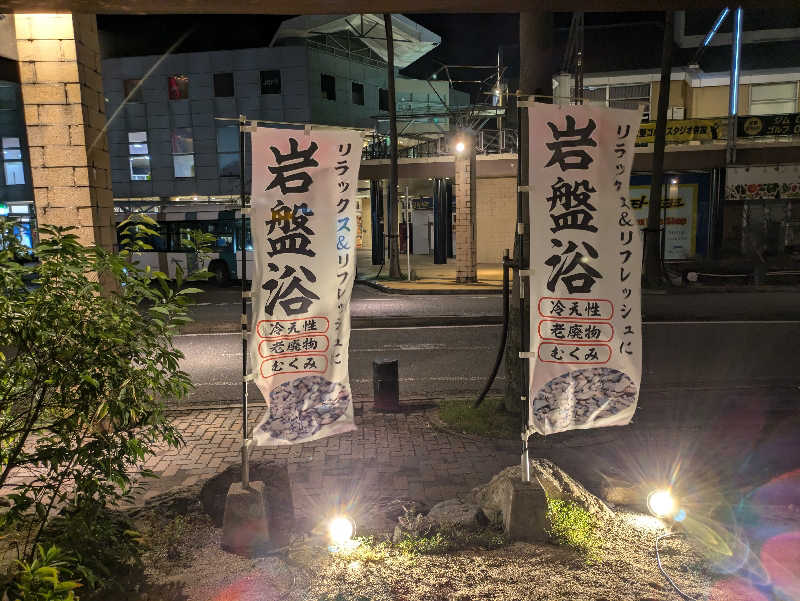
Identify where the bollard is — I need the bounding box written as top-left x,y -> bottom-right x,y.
373,359 -> 400,412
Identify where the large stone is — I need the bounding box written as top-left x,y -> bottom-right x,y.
471,458 -> 612,528
200,460 -> 294,549
222,481 -> 271,557
378,497 -> 429,523
426,498 -> 487,531
600,476 -> 647,510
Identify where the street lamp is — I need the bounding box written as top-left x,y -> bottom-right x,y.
455,140 -> 466,154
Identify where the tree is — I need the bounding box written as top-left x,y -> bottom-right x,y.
384,13 -> 402,279
0,217 -> 210,591
644,11 -> 674,288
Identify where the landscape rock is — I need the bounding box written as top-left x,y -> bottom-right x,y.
600,478 -> 646,510
426,498 -> 487,531
379,497 -> 430,522
471,458 -> 612,528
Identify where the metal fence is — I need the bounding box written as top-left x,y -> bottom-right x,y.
361,127 -> 519,161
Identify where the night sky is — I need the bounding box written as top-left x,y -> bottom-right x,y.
96,10 -> 800,92
97,12 -> 662,68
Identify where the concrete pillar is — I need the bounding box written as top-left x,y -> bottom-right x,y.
554,72 -> 573,105
454,145 -> 477,283
14,13 -> 114,250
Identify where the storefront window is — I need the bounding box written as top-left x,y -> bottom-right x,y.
750,82 -> 798,115
214,73 -> 235,97
168,75 -> 189,100
173,154 -> 195,178
124,79 -> 143,102
260,70 -> 281,95
2,137 -> 25,186
321,74 -> 336,101
216,125 -> 239,177
352,82 -> 365,105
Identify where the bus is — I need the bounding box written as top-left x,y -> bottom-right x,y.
0,201 -> 36,251
115,203 -> 255,285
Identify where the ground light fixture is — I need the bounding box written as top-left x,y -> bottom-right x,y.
328,516 -> 355,547
647,488 -> 677,518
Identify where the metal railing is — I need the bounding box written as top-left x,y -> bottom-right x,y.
362,128 -> 519,161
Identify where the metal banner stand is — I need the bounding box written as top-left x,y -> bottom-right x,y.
239,115 -> 253,488
405,185 -> 412,282
515,99 -> 531,482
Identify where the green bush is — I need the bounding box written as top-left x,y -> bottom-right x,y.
395,532 -> 451,555
438,396 -> 518,439
5,545 -> 82,601
0,217 -> 210,593
39,502 -> 144,598
395,527 -> 506,556
545,498 -> 603,563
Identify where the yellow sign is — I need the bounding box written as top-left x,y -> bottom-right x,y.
637,119 -> 724,144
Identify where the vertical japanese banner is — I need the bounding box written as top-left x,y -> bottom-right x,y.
249,127 -> 362,446
528,104 -> 643,435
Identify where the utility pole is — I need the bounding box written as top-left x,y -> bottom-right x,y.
384,13 -> 402,279
644,11 -> 674,288
504,11 -> 553,414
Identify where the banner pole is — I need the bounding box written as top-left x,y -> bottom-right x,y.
239,114 -> 250,489
406,186 -> 411,282
518,102 -> 531,483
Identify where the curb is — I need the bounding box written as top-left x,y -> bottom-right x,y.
357,278 -> 504,295
352,315 -> 503,328
179,314 -> 505,335
357,279 -> 800,296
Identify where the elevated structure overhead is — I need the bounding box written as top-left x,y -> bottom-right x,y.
270,14 -> 440,69
0,1 -> 795,14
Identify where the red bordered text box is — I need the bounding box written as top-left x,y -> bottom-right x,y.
259,353 -> 329,379
258,334 -> 330,359
537,342 -> 612,365
537,297 -> 614,321
256,316 -> 330,339
538,319 -> 614,343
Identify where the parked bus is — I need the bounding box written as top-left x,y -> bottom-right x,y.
115,203 -> 254,284
0,201 -> 36,251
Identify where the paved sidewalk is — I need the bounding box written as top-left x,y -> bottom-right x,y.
136,404 -> 519,528
357,250 -> 503,293
356,249 -> 800,295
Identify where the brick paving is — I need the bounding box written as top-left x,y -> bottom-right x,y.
136,404 -> 519,524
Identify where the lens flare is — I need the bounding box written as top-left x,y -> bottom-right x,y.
328,516 -> 354,545
648,489 -> 677,518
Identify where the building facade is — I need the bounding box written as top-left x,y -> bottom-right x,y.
0,23 -> 35,246
100,14 -> 464,205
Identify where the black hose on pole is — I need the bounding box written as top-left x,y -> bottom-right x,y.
474,249 -> 512,408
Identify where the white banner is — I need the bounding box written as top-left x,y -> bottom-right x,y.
528,104 -> 643,435
249,127 -> 361,445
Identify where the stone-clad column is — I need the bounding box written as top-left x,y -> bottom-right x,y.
454,143 -> 477,283
15,13 -> 114,250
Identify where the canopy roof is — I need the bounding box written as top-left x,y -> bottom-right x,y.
270,14 -> 440,68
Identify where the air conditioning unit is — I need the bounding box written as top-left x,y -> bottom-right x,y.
670,106 -> 685,120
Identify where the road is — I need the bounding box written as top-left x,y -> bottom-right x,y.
186,284 -> 503,332
185,284 -> 800,334
175,320 -> 800,407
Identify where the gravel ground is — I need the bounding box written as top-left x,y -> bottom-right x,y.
139,509 -> 739,601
